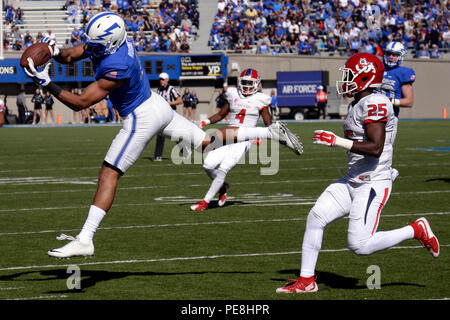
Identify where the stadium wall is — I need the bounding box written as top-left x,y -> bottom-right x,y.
1,55 -> 448,123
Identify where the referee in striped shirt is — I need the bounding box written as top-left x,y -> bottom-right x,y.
153,72 -> 183,161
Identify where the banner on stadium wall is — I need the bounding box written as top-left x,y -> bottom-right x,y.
180,55 -> 222,77
277,71 -> 323,107
0,54 -> 226,83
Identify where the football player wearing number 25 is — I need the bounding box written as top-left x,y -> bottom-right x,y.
23,13 -> 303,259
276,53 -> 439,294
191,69 -> 273,211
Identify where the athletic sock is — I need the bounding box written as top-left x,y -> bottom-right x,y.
237,127 -> 271,142
204,169 -> 226,204
78,205 -> 106,243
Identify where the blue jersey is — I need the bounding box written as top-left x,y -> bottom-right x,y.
92,39 -> 150,117
380,65 -> 415,117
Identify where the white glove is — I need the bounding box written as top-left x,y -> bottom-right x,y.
40,36 -> 60,57
23,58 -> 52,86
313,130 -> 353,150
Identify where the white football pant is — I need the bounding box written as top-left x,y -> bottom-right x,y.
300,178 -> 414,277
104,93 -> 206,174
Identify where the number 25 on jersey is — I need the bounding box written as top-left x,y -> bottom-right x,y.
368,104 -> 387,117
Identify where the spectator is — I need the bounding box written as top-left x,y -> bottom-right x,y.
415,44 -> 430,59
71,27 -> 82,46
31,88 -> 44,125
68,2 -> 79,24
182,88 -> 192,119
179,37 -> 190,52
429,44 -> 441,59
44,91 -> 55,124
15,7 -> 24,25
190,90 -> 199,121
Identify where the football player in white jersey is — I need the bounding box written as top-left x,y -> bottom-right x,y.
191,69 -> 273,211
276,53 -> 439,294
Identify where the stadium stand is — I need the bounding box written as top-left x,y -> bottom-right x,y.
208,0 -> 449,59
1,0 -> 448,57
2,0 -> 199,53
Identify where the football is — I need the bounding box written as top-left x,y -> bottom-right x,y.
20,42 -> 52,69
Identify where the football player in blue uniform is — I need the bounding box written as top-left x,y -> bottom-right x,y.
23,13 -> 303,258
380,41 -> 415,117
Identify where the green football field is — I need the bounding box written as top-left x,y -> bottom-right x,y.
0,120 -> 449,302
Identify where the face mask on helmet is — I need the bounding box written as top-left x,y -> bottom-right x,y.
84,12 -> 127,58
238,69 -> 261,96
336,53 -> 384,96
84,40 -> 107,57
383,42 -> 405,68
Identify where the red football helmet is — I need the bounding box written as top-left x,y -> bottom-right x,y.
336,53 -> 384,96
238,68 -> 261,96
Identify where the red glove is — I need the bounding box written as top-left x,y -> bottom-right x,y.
251,139 -> 263,146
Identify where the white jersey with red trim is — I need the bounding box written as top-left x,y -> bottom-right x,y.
224,87 -> 271,127
343,93 -> 398,183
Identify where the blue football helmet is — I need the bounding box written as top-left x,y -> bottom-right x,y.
383,41 -> 406,68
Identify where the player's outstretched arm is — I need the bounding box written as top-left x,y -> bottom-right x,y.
199,102 -> 229,128
56,78 -> 125,111
41,37 -> 87,64
313,121 -> 386,158
55,44 -> 88,64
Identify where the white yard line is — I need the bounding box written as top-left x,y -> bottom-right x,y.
5,295 -> 68,300
0,244 -> 448,272
0,211 -> 448,237
0,188 -> 449,213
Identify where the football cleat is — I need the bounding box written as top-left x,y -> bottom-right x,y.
218,183 -> 229,207
411,217 -> 440,258
48,234 -> 94,259
276,276 -> 318,294
190,200 -> 209,211
268,121 -> 303,155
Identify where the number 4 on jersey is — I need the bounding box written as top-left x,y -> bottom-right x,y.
235,109 -> 246,123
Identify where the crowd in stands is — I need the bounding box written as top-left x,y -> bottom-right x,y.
209,0 -> 449,58
2,0 -> 199,54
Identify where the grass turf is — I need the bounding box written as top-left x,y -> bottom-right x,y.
0,120 -> 449,302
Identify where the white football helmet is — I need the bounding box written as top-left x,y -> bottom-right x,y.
84,12 -> 127,57
238,68 -> 261,96
383,41 -> 406,68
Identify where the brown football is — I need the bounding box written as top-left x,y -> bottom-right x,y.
20,42 -> 52,69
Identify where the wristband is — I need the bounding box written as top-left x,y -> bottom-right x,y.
203,119 -> 211,125
47,81 -> 63,97
393,99 -> 400,106
334,136 -> 354,150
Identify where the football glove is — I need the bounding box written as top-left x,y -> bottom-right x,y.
23,58 -> 52,86
40,36 -> 60,57
251,139 -> 263,146
313,130 -> 353,150
198,119 -> 211,128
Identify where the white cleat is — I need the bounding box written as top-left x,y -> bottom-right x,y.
269,121 -> 303,155
48,234 -> 94,259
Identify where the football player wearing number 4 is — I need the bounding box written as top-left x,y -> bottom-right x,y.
191,69 -> 273,211
22,13 -> 303,259
276,53 -> 439,294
